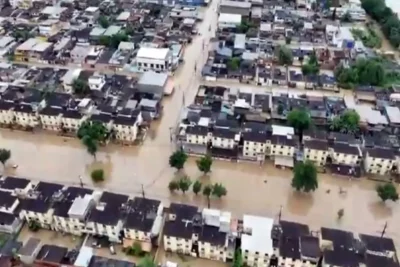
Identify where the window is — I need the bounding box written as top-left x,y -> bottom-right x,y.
150,63 -> 154,68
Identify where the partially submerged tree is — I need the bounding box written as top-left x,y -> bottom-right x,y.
169,150 -> 188,170
168,181 -> 179,193
178,176 -> 192,194
203,185 -> 212,208
91,169 -> 104,183
192,180 -> 202,195
196,155 -> 213,174
287,109 -> 311,143
292,161 -> 318,192
78,121 -> 108,158
0,149 -> 11,168
212,183 -> 227,198
376,183 -> 399,202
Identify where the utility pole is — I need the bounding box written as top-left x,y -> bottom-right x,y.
381,221 -> 388,238
78,175 -> 83,188
278,205 -> 283,222
141,184 -> 146,199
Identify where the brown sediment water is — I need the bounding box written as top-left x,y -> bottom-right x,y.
1,0 -> 399,252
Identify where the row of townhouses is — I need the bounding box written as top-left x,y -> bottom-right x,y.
0,176 -> 396,267
178,85 -> 400,178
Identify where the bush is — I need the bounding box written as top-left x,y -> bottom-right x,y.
91,169 -> 104,183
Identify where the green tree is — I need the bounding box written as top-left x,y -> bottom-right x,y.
193,180 -> 202,195
376,183 -> 399,202
98,15 -> 110,28
82,136 -> 98,158
138,256 -> 156,267
196,155 -> 213,174
277,45 -> 293,66
287,109 -> 311,143
277,46 -> 293,83
78,121 -> 108,158
341,11 -> 352,22
91,169 -> 104,183
127,242 -> 143,256
0,149 -> 11,168
302,51 -> 320,76
178,176 -> 192,194
285,36 -> 292,45
330,110 -> 360,133
227,57 -> 241,71
169,150 -> 188,170
203,185 -> 212,208
99,36 -> 111,47
72,79 -> 90,95
292,161 -> 318,192
277,103 -> 284,115
168,181 -> 179,193
212,183 -> 227,198
337,208 -> 344,219
233,249 -> 243,267
28,220 -> 40,232
110,32 -> 129,49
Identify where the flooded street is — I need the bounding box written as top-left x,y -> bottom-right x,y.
1,0 -> 400,253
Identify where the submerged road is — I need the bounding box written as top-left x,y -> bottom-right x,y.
1,0 -> 400,251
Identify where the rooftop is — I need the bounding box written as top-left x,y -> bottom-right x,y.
125,197 -> 161,232
136,47 -> 170,60
36,245 -> 68,264
241,215 -> 273,255
0,176 -> 30,190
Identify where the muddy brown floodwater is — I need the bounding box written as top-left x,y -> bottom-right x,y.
1,0 -> 400,253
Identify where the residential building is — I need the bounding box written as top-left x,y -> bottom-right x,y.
85,191 -> 129,243
218,13 -> 242,30
136,47 -> 173,72
34,245 -> 68,267
163,203 -> 198,255
242,131 -> 268,160
212,128 -> 237,149
304,140 -> 329,166
163,204 -> 234,262
61,69 -> 82,94
270,135 -> 295,168
359,234 -> 396,258
14,38 -> 53,63
0,37 -> 16,59
137,71 -> 169,99
19,182 -> 63,229
18,238 -> 42,265
241,215 -> 274,267
52,187 -> 94,236
277,221 -> 318,267
185,125 -> 210,145
13,104 -> 39,129
219,0 -> 251,16
0,101 -> 15,126
0,191 -> 23,234
60,109 -> 86,134
113,109 -> 143,144
0,176 -> 34,196
364,147 -> 395,175
88,73 -> 106,91
39,107 -> 63,131
329,143 -> 362,166
123,197 -> 163,252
